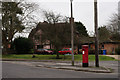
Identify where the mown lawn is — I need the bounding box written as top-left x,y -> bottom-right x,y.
2,54 -> 116,61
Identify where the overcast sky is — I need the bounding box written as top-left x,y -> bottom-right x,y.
34,0 -> 119,31
14,0 -> 119,37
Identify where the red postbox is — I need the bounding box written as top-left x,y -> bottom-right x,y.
82,45 -> 89,67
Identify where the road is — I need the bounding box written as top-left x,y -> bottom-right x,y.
2,61 -> 119,78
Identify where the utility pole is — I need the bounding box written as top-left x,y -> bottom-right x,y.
94,0 -> 99,67
70,0 -> 74,66
0,1 -> 2,50
118,1 -> 120,34
0,2 -> 2,79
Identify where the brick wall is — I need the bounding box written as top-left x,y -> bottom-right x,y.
89,43 -> 119,55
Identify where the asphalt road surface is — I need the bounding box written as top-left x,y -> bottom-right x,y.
2,61 -> 119,78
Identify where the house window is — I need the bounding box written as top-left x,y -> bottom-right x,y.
112,48 -> 115,54
37,45 -> 43,49
102,44 -> 104,49
35,35 -> 40,40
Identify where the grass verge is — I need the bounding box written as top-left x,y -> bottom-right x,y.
2,54 -> 116,61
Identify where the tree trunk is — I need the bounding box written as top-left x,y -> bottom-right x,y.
55,47 -> 60,59
56,52 -> 59,59
2,31 -> 10,54
2,42 -> 9,54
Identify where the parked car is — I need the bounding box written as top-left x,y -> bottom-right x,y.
44,49 -> 54,54
58,48 -> 75,55
35,49 -> 53,54
58,48 -> 79,55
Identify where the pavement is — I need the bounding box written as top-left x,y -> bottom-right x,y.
105,55 -> 120,60
2,59 -> 117,73
35,61 -> 112,73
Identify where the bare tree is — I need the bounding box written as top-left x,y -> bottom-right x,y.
106,11 -> 120,41
42,10 -> 70,58
42,10 -> 69,24
2,0 -> 39,54
17,0 -> 39,32
107,13 -> 120,33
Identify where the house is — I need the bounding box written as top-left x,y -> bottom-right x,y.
29,21 -> 52,49
87,42 -> 120,55
28,21 -> 71,50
